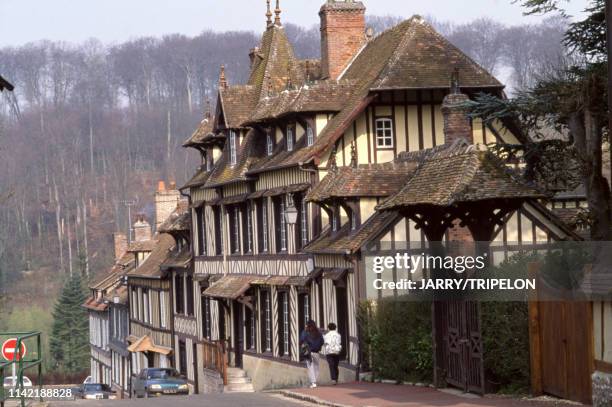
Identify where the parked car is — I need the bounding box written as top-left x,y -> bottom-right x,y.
131,368 -> 189,398
2,376 -> 33,388
73,383 -> 115,400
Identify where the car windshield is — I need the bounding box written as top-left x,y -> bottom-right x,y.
84,384 -> 104,392
3,378 -> 14,385
147,369 -> 180,379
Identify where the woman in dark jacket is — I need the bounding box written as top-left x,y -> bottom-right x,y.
299,320 -> 324,388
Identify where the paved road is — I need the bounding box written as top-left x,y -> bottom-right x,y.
47,393 -> 314,407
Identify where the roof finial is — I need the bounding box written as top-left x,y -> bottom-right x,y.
350,140 -> 357,168
450,67 -> 460,94
219,65 -> 228,89
329,146 -> 338,173
204,98 -> 212,120
274,0 -> 281,26
266,0 -> 273,27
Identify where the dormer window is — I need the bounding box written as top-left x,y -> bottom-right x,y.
229,130 -> 237,166
206,151 -> 213,171
287,126 -> 294,152
351,210 -> 358,231
306,124 -> 314,146
375,118 -> 394,148
332,206 -> 339,232
266,130 -> 274,156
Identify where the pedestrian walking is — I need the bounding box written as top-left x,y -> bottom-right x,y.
300,320 -> 324,388
323,323 -> 342,384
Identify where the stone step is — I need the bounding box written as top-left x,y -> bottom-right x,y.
224,382 -> 255,393
227,376 -> 251,384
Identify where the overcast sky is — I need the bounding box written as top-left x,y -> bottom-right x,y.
0,0 -> 589,47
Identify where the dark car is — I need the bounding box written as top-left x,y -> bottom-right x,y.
73,383 -> 116,400
131,368 -> 189,398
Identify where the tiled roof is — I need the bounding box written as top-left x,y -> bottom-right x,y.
180,168 -> 211,190
204,128 -> 261,187
343,16 -> 502,90
247,80 -> 356,125
127,240 -> 157,253
304,211 -> 398,255
89,252 -> 134,290
247,25 -> 305,101
306,161 -> 417,202
161,246 -> 191,270
127,234 -> 175,279
82,297 -> 108,311
0,75 -> 14,91
378,144 -> 545,210
218,85 -> 258,129
183,117 -> 215,147
105,285 -> 129,305
203,275 -> 261,299
157,208 -> 191,234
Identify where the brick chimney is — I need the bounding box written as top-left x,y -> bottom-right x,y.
441,92 -> 473,145
133,214 -> 152,242
155,180 -> 181,229
113,232 -> 128,262
320,0 -> 366,80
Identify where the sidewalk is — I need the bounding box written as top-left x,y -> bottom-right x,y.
280,382 -> 584,407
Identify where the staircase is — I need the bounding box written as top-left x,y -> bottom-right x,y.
224,367 -> 255,393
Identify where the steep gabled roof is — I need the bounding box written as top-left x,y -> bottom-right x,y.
127,234 -> 175,279
218,85 -> 258,129
345,17 -> 502,90
247,25 -> 305,100
180,168 -> 211,190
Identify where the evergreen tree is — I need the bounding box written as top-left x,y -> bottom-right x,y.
49,272 -> 90,374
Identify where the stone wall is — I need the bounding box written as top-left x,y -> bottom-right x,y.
199,369 -> 224,394
592,371 -> 612,407
242,353 -> 356,391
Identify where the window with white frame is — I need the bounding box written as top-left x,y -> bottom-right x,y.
230,206 -> 240,254
300,198 -> 308,248
281,292 -> 290,356
260,199 -> 269,253
276,197 -> 287,252
244,202 -> 253,253
229,130 -> 237,165
306,124 -> 314,146
266,130 -> 274,156
160,293 -> 167,328
143,289 -> 149,324
287,126 -> 294,152
262,291 -> 272,352
375,118 -> 394,148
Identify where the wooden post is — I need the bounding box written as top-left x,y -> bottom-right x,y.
527,262 -> 543,396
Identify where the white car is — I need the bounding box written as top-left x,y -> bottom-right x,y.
2,376 -> 33,388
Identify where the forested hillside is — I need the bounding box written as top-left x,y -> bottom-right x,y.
0,15 -> 568,319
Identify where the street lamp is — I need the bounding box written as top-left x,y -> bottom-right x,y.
285,193 -> 299,225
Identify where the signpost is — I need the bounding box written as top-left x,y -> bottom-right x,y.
1,339 -> 27,389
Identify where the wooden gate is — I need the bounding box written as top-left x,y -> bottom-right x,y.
438,300 -> 485,394
530,300 -> 592,404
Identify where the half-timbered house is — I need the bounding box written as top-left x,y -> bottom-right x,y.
182,0 -> 584,394
84,233 -> 134,388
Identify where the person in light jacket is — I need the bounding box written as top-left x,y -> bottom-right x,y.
323,323 -> 342,384
299,320 -> 324,388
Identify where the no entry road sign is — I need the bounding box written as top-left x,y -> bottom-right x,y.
1,338 -> 27,361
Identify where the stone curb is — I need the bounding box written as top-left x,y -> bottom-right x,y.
275,390 -> 354,407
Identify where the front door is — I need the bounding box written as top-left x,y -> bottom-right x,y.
232,301 -> 244,368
